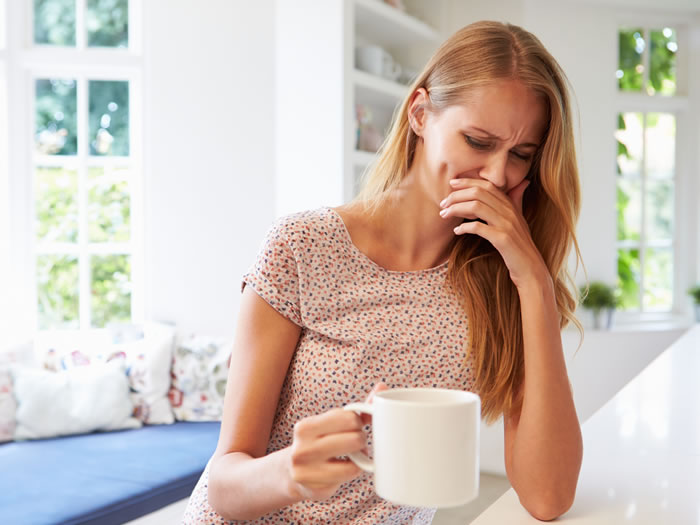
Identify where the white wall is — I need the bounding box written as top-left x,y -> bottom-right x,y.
143,0 -> 277,337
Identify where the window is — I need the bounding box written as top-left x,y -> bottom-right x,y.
615,26 -> 682,315
25,0 -> 142,330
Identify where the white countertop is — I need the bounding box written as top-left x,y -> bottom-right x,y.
472,325 -> 700,524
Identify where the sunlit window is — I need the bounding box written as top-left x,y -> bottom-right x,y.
616,26 -> 679,315
31,0 -> 137,329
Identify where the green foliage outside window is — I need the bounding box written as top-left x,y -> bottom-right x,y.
91,255 -> 131,328
36,79 -> 77,155
618,29 -> 644,91
89,80 -> 130,156
34,0 -> 129,48
34,0 -> 76,46
87,0 -> 129,48
37,255 -> 79,329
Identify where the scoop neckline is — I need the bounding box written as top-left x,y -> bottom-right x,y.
325,206 -> 449,275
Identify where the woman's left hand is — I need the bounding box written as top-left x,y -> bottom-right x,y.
439,177 -> 548,290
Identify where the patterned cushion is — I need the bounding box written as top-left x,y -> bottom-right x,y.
168,336 -> 231,421
37,323 -> 176,425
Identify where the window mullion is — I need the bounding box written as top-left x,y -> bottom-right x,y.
639,112 -> 648,312
75,0 -> 86,50
77,74 -> 90,328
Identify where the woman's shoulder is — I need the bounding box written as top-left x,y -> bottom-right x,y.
268,206 -> 340,246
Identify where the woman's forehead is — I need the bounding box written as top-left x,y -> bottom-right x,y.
442,84 -> 548,142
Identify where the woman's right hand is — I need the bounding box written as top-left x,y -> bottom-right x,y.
284,408 -> 366,501
284,383 -> 387,502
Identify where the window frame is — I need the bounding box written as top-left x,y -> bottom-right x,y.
3,0 -> 144,336
614,11 -> 693,324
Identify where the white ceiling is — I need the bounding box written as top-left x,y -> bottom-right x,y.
564,0 -> 700,12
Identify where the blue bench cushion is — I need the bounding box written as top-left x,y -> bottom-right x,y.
0,421 -> 220,525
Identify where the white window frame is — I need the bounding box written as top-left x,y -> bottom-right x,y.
614,11 -> 695,325
3,0 -> 144,335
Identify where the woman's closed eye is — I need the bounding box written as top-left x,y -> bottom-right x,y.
510,149 -> 533,162
464,135 -> 491,150
465,135 -> 533,162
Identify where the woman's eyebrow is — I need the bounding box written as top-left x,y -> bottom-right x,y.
469,127 -> 539,149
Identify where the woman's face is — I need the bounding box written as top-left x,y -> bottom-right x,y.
410,79 -> 548,205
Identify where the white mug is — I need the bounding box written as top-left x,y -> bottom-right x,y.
344,387 -> 480,508
355,45 -> 402,81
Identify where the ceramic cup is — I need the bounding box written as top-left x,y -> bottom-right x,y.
343,387 -> 480,508
355,45 -> 402,81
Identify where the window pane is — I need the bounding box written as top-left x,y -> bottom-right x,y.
89,80 -> 129,156
91,254 -> 131,328
617,248 -> 641,310
87,0 -> 128,48
35,167 -> 78,242
36,79 -> 77,155
643,247 -> 672,311
617,178 -> 641,241
87,167 -> 130,242
615,112 -> 643,177
646,180 -> 674,241
34,0 -> 76,46
645,113 -> 675,180
649,28 -> 677,96
37,254 -> 79,329
618,28 -> 644,92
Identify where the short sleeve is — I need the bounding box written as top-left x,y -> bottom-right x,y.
241,219 -> 303,327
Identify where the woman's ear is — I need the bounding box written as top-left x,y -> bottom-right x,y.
408,88 -> 429,136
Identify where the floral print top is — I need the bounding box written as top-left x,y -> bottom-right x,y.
183,207 -> 476,524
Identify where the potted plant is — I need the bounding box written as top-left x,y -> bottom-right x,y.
579,281 -> 619,330
688,284 -> 700,322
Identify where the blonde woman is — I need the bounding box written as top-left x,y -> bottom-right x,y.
184,20 -> 583,524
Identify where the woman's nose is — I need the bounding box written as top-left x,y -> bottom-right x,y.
478,152 -> 508,191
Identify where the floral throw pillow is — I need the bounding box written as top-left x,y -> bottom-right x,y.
168,336 -> 231,421
37,323 -> 176,425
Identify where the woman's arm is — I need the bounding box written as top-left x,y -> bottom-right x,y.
440,177 -> 582,520
503,272 -> 583,521
207,286 -> 366,520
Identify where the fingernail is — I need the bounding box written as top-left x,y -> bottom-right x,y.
449,179 -> 460,186
439,208 -> 448,217
439,198 -> 448,208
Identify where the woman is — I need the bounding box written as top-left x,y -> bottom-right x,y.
184,20 -> 583,524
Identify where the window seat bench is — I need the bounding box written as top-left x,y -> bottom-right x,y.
0,421 -> 220,525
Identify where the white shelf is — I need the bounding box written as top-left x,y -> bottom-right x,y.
353,149 -> 378,167
353,68 -> 408,108
354,0 -> 442,48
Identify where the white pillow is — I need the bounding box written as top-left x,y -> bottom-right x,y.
11,360 -> 141,440
36,322 -> 176,425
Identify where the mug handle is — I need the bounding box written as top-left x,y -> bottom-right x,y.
343,402 -> 375,473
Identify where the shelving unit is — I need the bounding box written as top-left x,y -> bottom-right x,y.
275,0 -> 447,217
353,0 -> 442,48
349,0 -> 446,201
353,68 -> 407,108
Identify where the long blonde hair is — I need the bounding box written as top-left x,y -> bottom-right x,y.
355,21 -> 582,423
